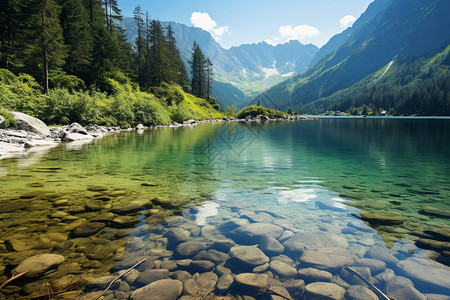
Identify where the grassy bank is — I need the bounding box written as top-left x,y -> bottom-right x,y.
0,69 -> 222,128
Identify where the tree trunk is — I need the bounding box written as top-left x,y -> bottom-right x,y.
44,48 -> 49,94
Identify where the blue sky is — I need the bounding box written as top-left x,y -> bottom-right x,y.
118,0 -> 374,49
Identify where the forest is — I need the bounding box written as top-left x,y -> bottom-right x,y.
0,0 -> 219,127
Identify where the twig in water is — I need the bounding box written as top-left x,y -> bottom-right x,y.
94,259 -> 146,300
200,286 -> 215,300
0,228 -> 14,239
0,271 -> 28,290
345,266 -> 394,300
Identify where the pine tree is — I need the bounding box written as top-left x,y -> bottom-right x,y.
24,0 -> 67,94
133,5 -> 144,85
148,20 -> 166,87
205,58 -> 213,101
190,42 -> 206,98
0,0 -> 21,70
60,0 -> 91,78
165,25 -> 188,87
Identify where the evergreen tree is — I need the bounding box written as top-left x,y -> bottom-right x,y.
0,0 -> 21,70
206,58 -> 213,100
24,0 -> 67,94
190,42 -> 206,98
59,0 -> 91,78
165,25 -> 188,87
148,20 -> 165,87
133,5 -> 144,85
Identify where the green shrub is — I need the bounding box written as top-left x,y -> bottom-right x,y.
49,71 -> 86,91
0,108 -> 16,128
236,105 -> 285,118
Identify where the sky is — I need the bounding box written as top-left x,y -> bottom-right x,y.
117,0 -> 374,49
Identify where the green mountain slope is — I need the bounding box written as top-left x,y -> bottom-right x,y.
257,0 -> 450,115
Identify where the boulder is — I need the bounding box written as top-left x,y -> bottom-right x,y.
304,282 -> 346,300
388,276 -> 426,300
0,115 -> 5,128
190,260 -> 215,272
300,247 -> 354,271
135,124 -> 144,130
62,132 -> 94,141
196,272 -> 218,286
353,258 -> 386,275
11,111 -> 50,136
130,279 -> 182,300
365,245 -> 399,265
217,274 -> 234,292
12,254 -> 64,277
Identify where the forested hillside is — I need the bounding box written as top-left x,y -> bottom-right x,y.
0,0 -> 220,126
258,0 -> 450,115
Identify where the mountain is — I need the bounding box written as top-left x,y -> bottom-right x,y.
122,18 -> 318,107
257,0 -> 450,115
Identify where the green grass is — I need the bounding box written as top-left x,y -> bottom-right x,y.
236,105 -> 286,118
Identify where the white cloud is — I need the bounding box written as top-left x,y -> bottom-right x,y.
190,12 -> 230,41
266,25 -> 320,45
340,15 -> 356,29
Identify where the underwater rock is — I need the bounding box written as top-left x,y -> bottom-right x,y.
365,245 -> 399,265
190,260 -> 215,272
284,231 -> 349,254
346,285 -> 378,300
300,247 -> 354,271
259,236 -> 285,256
353,258 -> 386,275
217,274 -> 234,292
182,279 -> 198,296
12,253 -> 64,277
135,269 -> 170,286
420,207 -> 450,218
297,267 -> 332,283
196,272 -> 218,286
234,273 -> 269,291
359,211 -> 404,225
72,222 -> 105,237
229,245 -> 270,267
230,223 -> 284,244
397,257 -> 450,294
387,276 -> 426,300
111,216 -> 140,228
269,260 -> 297,278
176,241 -> 207,258
130,279 -> 182,300
304,282 -> 346,300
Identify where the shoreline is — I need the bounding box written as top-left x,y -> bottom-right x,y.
0,112 -> 310,160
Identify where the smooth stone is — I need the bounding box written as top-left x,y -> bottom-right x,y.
53,199 -> 69,206
353,258 -> 386,275
421,207 -> 450,218
194,249 -> 228,264
135,269 -> 170,286
388,276 -> 426,300
234,273 -> 269,291
0,201 -> 28,213
72,222 -> 105,237
130,279 -> 182,300
12,254 -> 64,277
269,260 -> 297,278
190,260 -> 215,272
269,286 -> 292,300
424,294 -> 450,300
183,279 -> 198,296
397,257 -> 450,293
90,213 -> 115,223
196,272 -> 219,287
424,228 -> 450,241
211,239 -> 236,252
216,265 -> 232,276
217,274 -> 234,292
359,211 -> 404,225
110,204 -> 143,215
176,241 -> 207,257
85,200 -> 103,211
229,245 -> 270,266
171,270 -> 191,281
284,231 -> 349,254
259,236 -> 285,256
282,279 -> 305,299
87,185 -> 109,192
346,285 -> 378,300
300,248 -> 354,271
230,223 -> 284,244
160,261 -> 177,271
298,268 -> 332,282
164,228 -> 190,247
111,216 -> 140,228
415,238 -> 450,252
365,245 -> 399,265
109,190 -> 127,197
304,282 -> 346,300
252,263 -> 269,273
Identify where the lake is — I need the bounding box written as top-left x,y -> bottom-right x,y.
0,118 -> 449,299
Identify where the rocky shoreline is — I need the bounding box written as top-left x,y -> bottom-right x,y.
0,111 -> 309,160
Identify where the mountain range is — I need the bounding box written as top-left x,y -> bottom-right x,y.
123,0 -> 450,115
258,0 -> 450,115
122,18 -> 318,107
